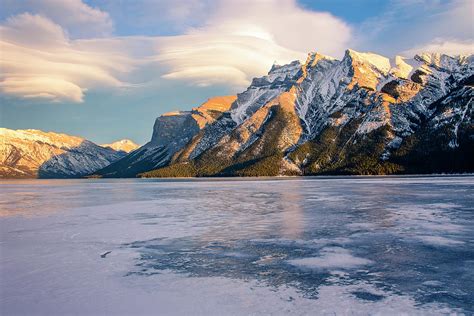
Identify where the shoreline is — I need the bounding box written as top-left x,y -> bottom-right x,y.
1,173 -> 474,182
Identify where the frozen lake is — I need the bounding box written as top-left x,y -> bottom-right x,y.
1,176 -> 473,315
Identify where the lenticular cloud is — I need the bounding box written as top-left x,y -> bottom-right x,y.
0,0 -> 352,103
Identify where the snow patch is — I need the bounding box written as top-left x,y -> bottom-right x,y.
417,235 -> 465,246
287,247 -> 373,270
348,49 -> 391,74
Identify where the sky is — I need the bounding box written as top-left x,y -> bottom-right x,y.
1,0 -> 473,144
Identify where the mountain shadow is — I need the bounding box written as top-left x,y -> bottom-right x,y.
38,140 -> 125,179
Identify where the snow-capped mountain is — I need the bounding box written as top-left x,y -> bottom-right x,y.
101,139 -> 139,153
95,49 -> 473,177
0,128 -> 126,178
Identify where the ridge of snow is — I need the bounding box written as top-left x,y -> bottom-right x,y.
346,49 -> 391,74
101,139 -> 140,153
414,52 -> 472,72
1,127 -> 124,178
0,128 -> 84,148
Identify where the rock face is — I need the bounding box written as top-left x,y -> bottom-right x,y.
94,95 -> 236,177
0,128 -> 126,178
101,139 -> 139,153
139,49 -> 473,177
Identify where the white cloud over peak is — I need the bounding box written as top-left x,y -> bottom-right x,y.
155,33 -> 303,88
154,0 -> 352,87
357,0 -> 473,54
402,39 -> 474,56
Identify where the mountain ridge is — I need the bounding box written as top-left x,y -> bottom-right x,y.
128,49 -> 473,177
93,95 -> 237,178
0,128 -> 127,178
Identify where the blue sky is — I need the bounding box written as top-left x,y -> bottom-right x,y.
1,0 -> 472,144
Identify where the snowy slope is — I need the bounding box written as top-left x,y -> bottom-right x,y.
0,128 -> 126,178
101,139 -> 140,153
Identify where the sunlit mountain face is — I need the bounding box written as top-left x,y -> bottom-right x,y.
95,50 -> 473,178
0,128 -> 128,178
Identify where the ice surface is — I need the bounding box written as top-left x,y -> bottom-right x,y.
1,176 -> 473,315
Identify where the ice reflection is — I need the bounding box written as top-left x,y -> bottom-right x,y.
280,181 -> 304,239
0,179 -> 151,217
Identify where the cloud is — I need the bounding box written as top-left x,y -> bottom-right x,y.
398,0 -> 474,57
94,0 -> 213,35
356,0 -> 474,55
2,0 -> 471,104
0,14 -> 135,102
1,0 -> 113,38
0,0 -> 352,102
0,77 -> 84,103
402,38 -> 474,56
154,0 -> 352,87
155,33 -> 304,87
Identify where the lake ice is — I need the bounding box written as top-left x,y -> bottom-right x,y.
1,176 -> 473,315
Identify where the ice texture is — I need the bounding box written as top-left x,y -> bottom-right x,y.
1,176 -> 473,315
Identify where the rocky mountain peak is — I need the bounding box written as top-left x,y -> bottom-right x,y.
150,95 -> 237,148
304,52 -> 335,66
191,95 -> 237,128
344,49 -> 392,74
93,95 -> 237,178
101,139 -> 139,153
194,95 -> 237,112
413,52 -> 471,72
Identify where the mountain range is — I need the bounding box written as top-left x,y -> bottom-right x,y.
95,49 -> 473,177
2,49 -> 473,178
0,128 -> 138,178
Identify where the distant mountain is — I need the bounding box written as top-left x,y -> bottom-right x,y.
0,128 -> 126,178
101,139 -> 139,153
93,96 -> 237,177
